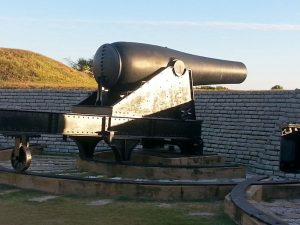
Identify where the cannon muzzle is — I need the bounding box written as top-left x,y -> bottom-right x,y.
93,42 -> 247,92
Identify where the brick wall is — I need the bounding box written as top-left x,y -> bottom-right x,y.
0,88 -> 299,178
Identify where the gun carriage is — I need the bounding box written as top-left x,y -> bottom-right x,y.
0,42 -> 247,171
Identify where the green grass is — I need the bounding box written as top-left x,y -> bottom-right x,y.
0,184 -> 235,225
0,48 -> 97,89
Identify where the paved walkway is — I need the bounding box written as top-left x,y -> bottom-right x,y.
255,199 -> 300,225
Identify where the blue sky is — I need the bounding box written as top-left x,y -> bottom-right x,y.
0,0 -> 299,90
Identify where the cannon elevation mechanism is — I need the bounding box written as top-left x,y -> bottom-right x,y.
0,42 -> 247,171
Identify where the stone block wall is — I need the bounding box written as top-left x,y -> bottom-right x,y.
0,88 -> 299,178
194,90 -> 300,179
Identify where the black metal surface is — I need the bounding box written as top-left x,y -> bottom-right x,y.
107,139 -> 140,161
93,42 -> 247,92
0,109 -> 63,134
280,125 -> 300,173
231,176 -> 289,225
108,117 -> 201,138
103,115 -> 202,159
254,180 -> 300,186
0,109 -> 201,139
90,157 -> 242,169
0,108 -> 203,162
72,136 -> 101,160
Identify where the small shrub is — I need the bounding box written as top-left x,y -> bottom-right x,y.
271,85 -> 283,90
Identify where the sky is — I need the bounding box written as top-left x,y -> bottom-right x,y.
0,0 -> 299,90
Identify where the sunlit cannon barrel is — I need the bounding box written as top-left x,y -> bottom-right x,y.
93,42 -> 247,92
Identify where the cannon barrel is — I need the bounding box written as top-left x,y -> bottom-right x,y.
93,42 -> 247,92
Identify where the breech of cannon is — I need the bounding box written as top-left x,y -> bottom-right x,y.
93,42 -> 247,93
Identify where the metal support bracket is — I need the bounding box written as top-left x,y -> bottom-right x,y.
108,139 -> 140,162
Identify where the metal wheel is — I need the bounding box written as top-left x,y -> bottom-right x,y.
11,145 -> 32,172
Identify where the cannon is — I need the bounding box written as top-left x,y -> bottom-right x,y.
0,42 -> 247,171
93,42 -> 246,93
